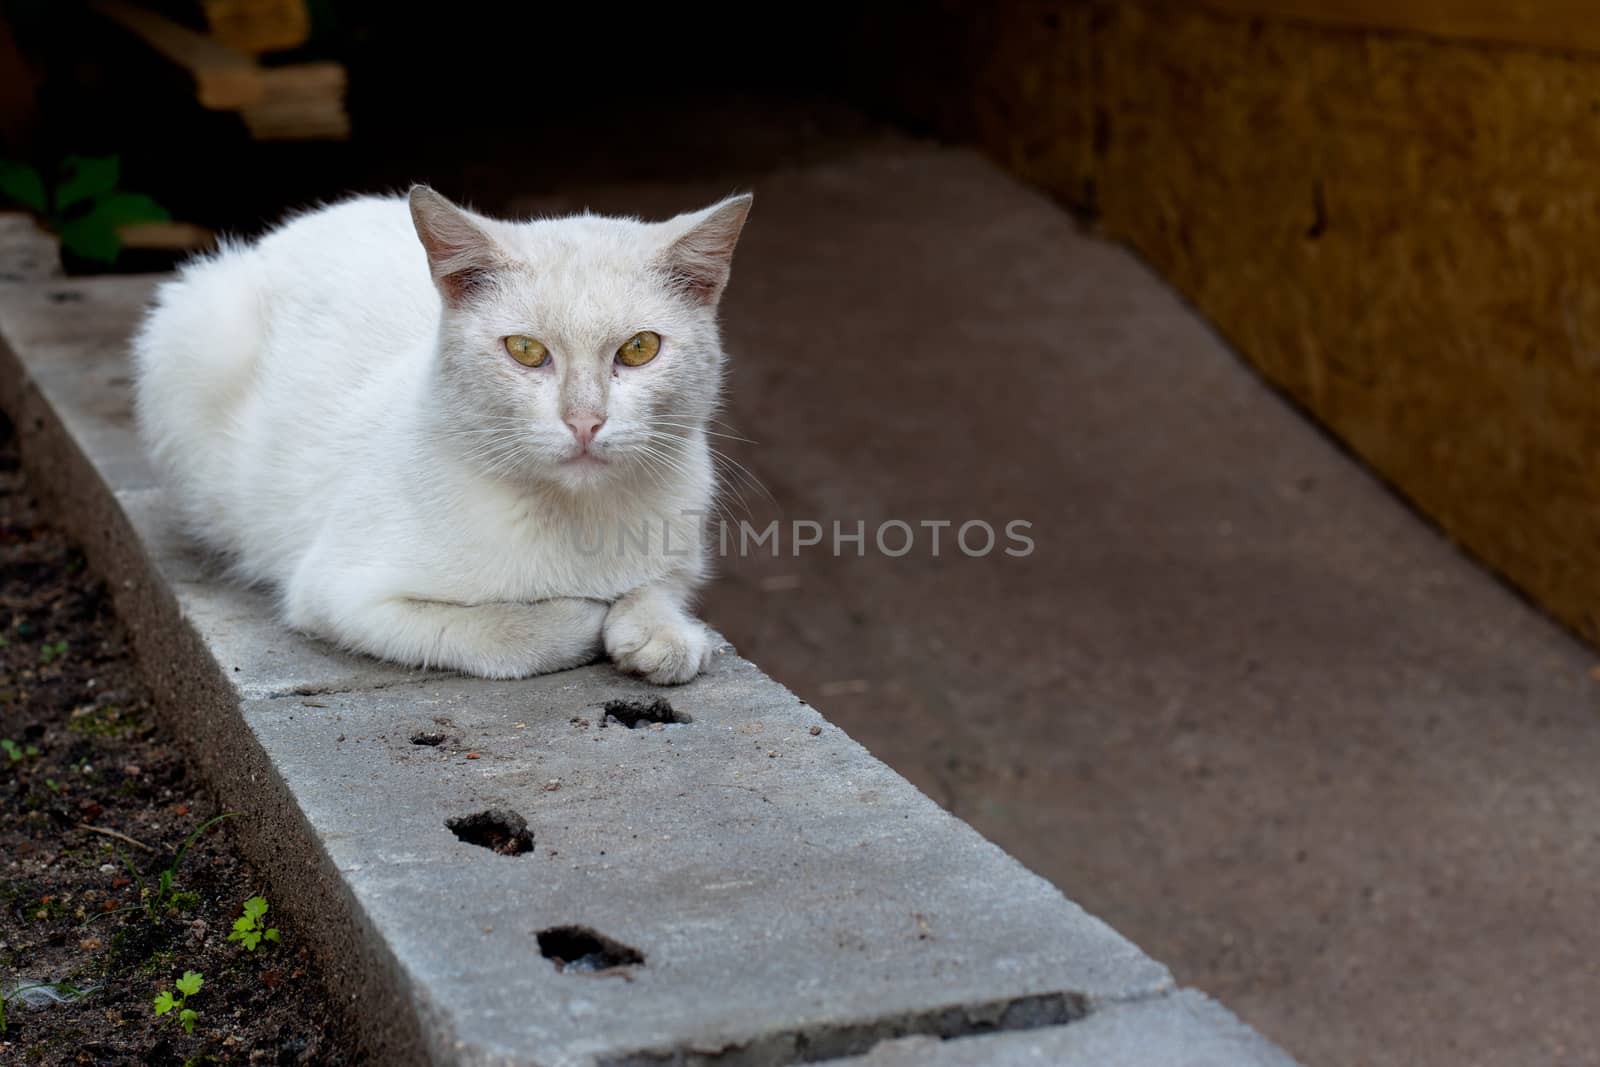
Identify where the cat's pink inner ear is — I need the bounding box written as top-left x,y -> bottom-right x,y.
409,186 -> 502,306
661,194 -> 753,306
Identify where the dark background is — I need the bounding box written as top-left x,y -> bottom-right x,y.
1,1 -> 937,241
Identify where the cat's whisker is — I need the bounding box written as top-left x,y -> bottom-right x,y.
707,447 -> 775,506
645,418 -> 758,445
710,455 -> 779,524
458,438 -> 531,471
624,438 -> 750,527
477,449 -> 526,483
433,427 -> 526,437
702,463 -> 758,524
649,413 -> 747,428
699,412 -> 749,433
625,443 -> 676,496
621,432 -> 698,468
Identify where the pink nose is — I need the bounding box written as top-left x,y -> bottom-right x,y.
564,412 -> 606,447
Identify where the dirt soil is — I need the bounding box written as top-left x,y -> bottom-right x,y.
0,414 -> 355,1066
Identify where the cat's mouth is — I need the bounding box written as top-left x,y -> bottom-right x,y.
561,452 -> 609,468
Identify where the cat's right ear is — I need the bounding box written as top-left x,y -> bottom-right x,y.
408,186 -> 504,307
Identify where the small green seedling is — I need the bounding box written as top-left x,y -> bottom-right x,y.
98,813 -> 235,924
37,640 -> 68,665
2,739 -> 40,763
227,896 -> 279,951
0,155 -> 170,264
152,970 -> 202,1033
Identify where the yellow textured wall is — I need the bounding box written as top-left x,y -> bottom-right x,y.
872,1 -> 1600,644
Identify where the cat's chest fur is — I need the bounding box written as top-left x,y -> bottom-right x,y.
385,472 -> 710,605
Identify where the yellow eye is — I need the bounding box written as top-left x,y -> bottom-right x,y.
503,335 -> 549,367
616,331 -> 661,367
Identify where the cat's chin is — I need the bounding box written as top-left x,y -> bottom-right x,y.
545,453 -> 616,491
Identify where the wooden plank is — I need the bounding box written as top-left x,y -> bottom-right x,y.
240,61 -> 349,140
117,220 -> 215,251
92,0 -> 264,109
255,60 -> 344,98
1191,0 -> 1600,55
201,0 -> 310,55
240,100 -> 349,140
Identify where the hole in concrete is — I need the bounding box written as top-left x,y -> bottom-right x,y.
536,925 -> 644,974
445,809 -> 533,855
410,731 -> 448,746
601,698 -> 689,729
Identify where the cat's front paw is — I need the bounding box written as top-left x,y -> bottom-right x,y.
603,601 -> 714,685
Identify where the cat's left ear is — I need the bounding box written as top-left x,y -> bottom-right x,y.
658,194 -> 753,307
409,185 -> 506,307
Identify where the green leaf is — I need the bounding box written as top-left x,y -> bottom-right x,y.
53,191 -> 169,265
153,991 -> 175,1015
172,813 -> 236,874
0,161 -> 46,214
242,931 -> 261,950
243,896 -> 268,920
88,191 -> 170,228
179,1007 -> 197,1033
175,971 -> 203,996
55,213 -> 119,263
117,848 -> 145,894
53,155 -> 119,213
263,927 -> 280,943
231,914 -> 254,934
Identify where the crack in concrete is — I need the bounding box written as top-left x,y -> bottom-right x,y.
599,983 -> 1198,1067
597,991 -> 1088,1066
256,673 -> 459,702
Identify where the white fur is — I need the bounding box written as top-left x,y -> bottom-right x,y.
133,188 -> 750,682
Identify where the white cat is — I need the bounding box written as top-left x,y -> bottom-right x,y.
132,186 -> 751,683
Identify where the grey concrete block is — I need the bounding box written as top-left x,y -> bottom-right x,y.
244,654 -> 1171,1065
829,991 -> 1300,1066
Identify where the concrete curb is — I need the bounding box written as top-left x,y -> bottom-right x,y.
0,249 -> 1298,1064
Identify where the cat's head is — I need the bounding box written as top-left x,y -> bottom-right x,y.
409,186 -> 750,492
